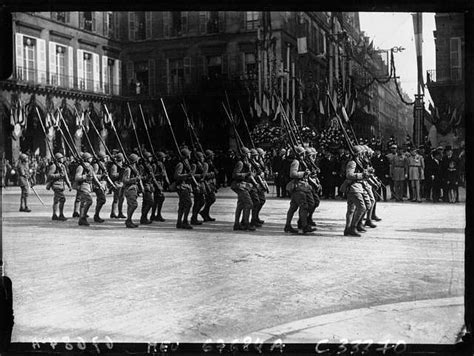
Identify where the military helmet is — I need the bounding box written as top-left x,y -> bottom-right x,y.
241,147 -> 250,155
97,152 -> 107,160
279,148 -> 287,155
129,153 -> 140,163
143,151 -> 153,159
352,145 -> 364,155
205,149 -> 214,157
19,153 -> 28,161
115,153 -> 124,161
82,152 -> 93,161
310,147 -> 317,155
295,146 -> 305,155
195,151 -> 204,159
156,151 -> 166,159
54,152 -> 64,160
180,148 -> 191,157
256,148 -> 265,156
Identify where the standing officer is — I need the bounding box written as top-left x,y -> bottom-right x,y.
272,148 -> 286,198
390,147 -> 407,202
200,149 -> 217,221
74,152 -> 94,226
47,152 -> 71,221
190,151 -> 206,225
385,144 -> 398,200
342,145 -> 369,236
109,153 -> 126,219
406,147 -> 424,202
284,146 -> 315,234
231,147 -> 256,231
92,153 -> 108,223
122,153 -> 141,228
139,151 -> 155,225
305,147 -> 321,228
17,153 -> 31,212
150,151 -> 168,222
174,148 -> 194,229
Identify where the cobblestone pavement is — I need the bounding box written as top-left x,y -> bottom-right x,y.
1,185 -> 465,344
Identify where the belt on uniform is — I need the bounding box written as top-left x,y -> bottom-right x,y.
409,165 -> 421,167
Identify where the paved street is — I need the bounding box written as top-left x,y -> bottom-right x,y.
1,185 -> 465,344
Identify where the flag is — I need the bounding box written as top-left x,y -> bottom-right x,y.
262,94 -> 270,116
34,147 -> 40,156
319,100 -> 325,115
83,112 -> 90,132
254,97 -> 262,118
17,100 -> 25,128
45,112 -> 52,128
10,104 -> 16,126
104,110 -> 110,124
54,110 -> 60,127
341,106 -> 350,122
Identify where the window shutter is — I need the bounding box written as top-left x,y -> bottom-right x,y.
146,12 -> 152,39
222,54 -> 228,78
218,11 -> 225,32
181,12 -> 188,33
166,58 -> 170,94
15,33 -> 23,78
68,46 -> 74,88
148,58 -> 155,96
49,41 -> 56,85
102,55 -> 108,93
128,12 -> 136,40
37,38 -> 47,83
184,56 -> 191,84
92,12 -> 96,32
103,13 -> 107,36
114,59 -> 121,95
126,61 -> 134,94
240,12 -> 245,31
239,52 -> 245,76
93,53 -> 100,92
77,49 -> 84,89
114,13 -> 120,39
196,55 -> 206,79
163,12 -> 170,37
79,12 -> 84,29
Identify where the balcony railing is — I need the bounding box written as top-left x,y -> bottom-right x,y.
12,66 -> 121,95
426,69 -> 463,84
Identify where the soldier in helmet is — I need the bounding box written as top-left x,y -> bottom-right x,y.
74,152 -> 95,226
150,151 -> 169,222
341,145 -> 370,236
304,147 -> 321,228
255,147 -> 268,223
284,146 -> 315,234
138,151 -> 155,225
174,148 -> 195,229
248,148 -> 263,228
190,151 -> 206,225
17,153 -> 31,212
109,152 -> 126,219
47,152 -> 71,221
122,153 -> 142,228
231,147 -> 255,231
91,152 -> 108,223
200,149 -> 217,221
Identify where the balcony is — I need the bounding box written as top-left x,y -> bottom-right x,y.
7,66 -> 121,96
426,69 -> 463,85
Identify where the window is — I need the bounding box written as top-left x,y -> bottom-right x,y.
104,12 -> 114,37
51,12 -> 69,23
246,11 -> 259,30
80,12 -> 96,32
135,61 -> 149,95
83,52 -> 93,90
450,37 -> 462,81
207,56 -> 222,79
181,12 -> 188,33
244,53 -> 256,77
129,12 -> 147,40
199,12 -> 208,34
23,37 -> 36,82
169,58 -> 184,94
208,11 -> 219,33
55,45 -> 66,86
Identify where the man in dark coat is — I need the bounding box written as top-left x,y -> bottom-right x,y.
371,147 -> 390,201
430,150 -> 443,202
272,148 -> 286,198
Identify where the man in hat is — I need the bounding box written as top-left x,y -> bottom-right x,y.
17,153 -> 31,212
109,152 -> 126,219
150,151 -> 168,222
122,153 -> 142,228
174,148 -> 195,229
390,147 -> 406,202
74,152 -> 94,226
47,152 -> 71,221
231,147 -> 256,231
406,146 -> 424,202
92,152 -> 108,223
272,148 -> 286,198
284,146 -> 315,234
441,146 -> 458,202
200,149 -> 217,221
372,146 -> 390,201
386,144 -> 398,200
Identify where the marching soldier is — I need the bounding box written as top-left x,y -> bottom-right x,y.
255,147 -> 268,223
69,156 -> 81,218
92,152 -> 108,223
341,145 -> 369,236
109,153 -> 126,219
47,152 -> 71,221
150,151 -> 168,222
360,146 -> 378,227
249,149 -> 264,227
305,147 -> 321,228
139,151 -> 155,225
190,151 -> 206,225
174,148 -> 194,229
17,153 -> 31,212
231,147 -> 255,231
200,149 -> 217,221
122,153 -> 142,228
74,152 -> 94,226
284,146 -> 315,234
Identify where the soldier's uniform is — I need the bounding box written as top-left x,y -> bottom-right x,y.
248,149 -> 264,228
200,149 -> 217,221
174,148 -> 194,229
17,153 -> 31,212
190,151 -> 206,225
231,147 -> 255,231
390,151 -> 407,201
360,146 -> 377,229
305,147 -> 322,228
342,146 -> 369,236
139,152 -> 155,225
74,153 -> 94,226
150,152 -> 168,222
284,146 -> 315,234
109,153 -> 126,219
69,158 -> 81,217
47,152 -> 70,221
92,153 -> 108,223
122,153 -> 141,228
